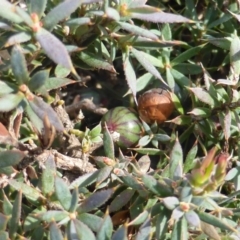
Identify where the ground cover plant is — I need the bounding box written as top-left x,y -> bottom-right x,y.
0,0 -> 240,239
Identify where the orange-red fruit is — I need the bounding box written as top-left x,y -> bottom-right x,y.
138,88 -> 174,124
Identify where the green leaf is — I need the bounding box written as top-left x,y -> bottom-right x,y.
136,73 -> 153,92
35,77 -> 75,94
103,122 -> 115,160
131,47 -> 166,84
0,231 -> 8,240
111,224 -> 128,240
29,0 -> 47,18
230,35 -> 240,76
41,154 -> 56,196
15,6 -> 34,27
135,217 -> 151,240
80,52 -> 116,72
35,211 -> 69,223
9,191 -> 22,239
183,142 -> 198,173
54,65 -> 70,78
169,138 -> 183,180
0,150 -> 25,168
188,87 -> 215,106
162,197 -> 179,210
11,45 -> 29,84
96,213 -> 113,240
55,176 -> 72,211
200,221 -> 221,240
0,81 -> 17,96
29,96 -> 64,131
50,221 -> 64,240
128,7 -> 193,23
96,166 -> 113,187
89,123 -> 102,139
198,211 -> 236,232
69,170 -> 99,189
0,0 -> 23,23
70,219 -> 96,240
29,70 -> 49,93
109,189 -> 135,213
153,133 -> 171,142
35,27 -> 75,73
4,32 -> 31,47
78,189 -> 114,213
69,188 -> 79,213
123,51 -> 137,99
171,45 -> 203,66
0,93 -> 24,112
171,217 -> 188,240
138,135 -> 151,147
78,213 -> 103,232
130,148 -> 162,155
43,0 -> 83,30
117,22 -> 158,40
9,179 -> 44,202
185,211 -> 200,228
128,211 -> 148,226
171,92 -> 184,115
188,107 -> 211,118
142,174 -> 173,197
0,213 -> 9,231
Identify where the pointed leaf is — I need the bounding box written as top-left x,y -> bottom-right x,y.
8,179 -> 44,202
29,96 -> 64,131
35,27 -> 75,72
96,166 -> 113,187
198,211 -> 236,232
0,0 -> 23,23
162,197 -> 179,210
80,52 -> 116,72
9,191 -> 22,239
78,213 -> 103,232
117,22 -> 158,40
11,45 -> 29,84
103,122 -> 115,160
50,221 -> 64,240
111,224 -> 128,240
29,70 -> 49,92
0,150 -> 25,168
109,189 -> 135,213
129,7 -> 192,23
71,219 -> 96,240
69,170 -> 99,189
43,0 -> 82,30
188,87 -> 215,106
142,174 -> 173,197
171,217 -> 188,240
123,52 -> 137,100
36,211 -> 69,222
0,81 -> 17,96
200,221 -> 221,240
29,0 -> 47,18
4,32 -> 31,47
185,210 -> 200,228
0,93 -> 24,112
55,176 -> 72,211
78,189 -> 114,213
128,211 -> 148,226
135,217 -> 151,240
169,138 -> 183,180
230,35 -> 240,76
96,213 -> 113,240
131,47 -> 165,84
41,154 -> 56,196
